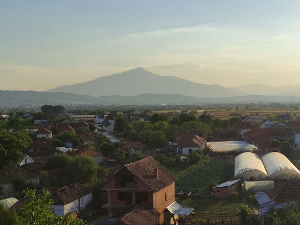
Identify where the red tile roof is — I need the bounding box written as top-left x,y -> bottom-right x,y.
79,134 -> 93,143
174,135 -> 206,148
35,127 -> 52,134
121,141 -> 144,149
236,122 -> 257,129
124,157 -> 176,192
57,125 -> 75,132
266,179 -> 300,203
120,208 -> 160,225
70,147 -> 101,157
33,114 -> 48,121
289,121 -> 300,134
52,183 -> 91,205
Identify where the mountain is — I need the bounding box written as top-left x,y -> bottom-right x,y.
2,91 -> 300,108
231,83 -> 300,96
47,68 -> 244,98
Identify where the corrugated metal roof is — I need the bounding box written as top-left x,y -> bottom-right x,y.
167,201 -> 194,216
214,179 -> 240,188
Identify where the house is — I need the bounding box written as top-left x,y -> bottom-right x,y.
70,147 -> 103,165
121,141 -> 144,155
173,133 -> 206,155
235,122 -> 257,139
255,179 -> 300,222
35,127 -> 52,139
260,120 -> 273,129
79,134 -> 94,146
289,121 -> 300,149
102,115 -> 116,132
51,183 -> 92,216
243,116 -> 267,124
95,115 -> 105,124
100,157 -> 193,225
57,122 -> 89,132
276,114 -> 291,121
57,125 -> 75,133
213,179 -> 240,198
29,138 -> 52,151
33,114 -> 48,125
19,154 -> 35,166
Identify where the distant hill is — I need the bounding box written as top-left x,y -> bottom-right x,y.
47,67 -> 244,98
2,91 -> 300,108
231,83 -> 300,96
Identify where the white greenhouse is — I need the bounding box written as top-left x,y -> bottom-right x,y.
207,141 -> 258,153
234,152 -> 269,180
262,152 -> 300,180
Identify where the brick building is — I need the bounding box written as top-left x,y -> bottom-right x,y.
213,179 -> 240,198
100,157 -> 189,224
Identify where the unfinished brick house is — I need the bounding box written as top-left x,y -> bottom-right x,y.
100,157 -> 179,224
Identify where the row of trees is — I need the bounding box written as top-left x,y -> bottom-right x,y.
114,112 -> 243,148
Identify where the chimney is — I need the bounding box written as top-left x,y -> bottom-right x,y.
154,168 -> 159,178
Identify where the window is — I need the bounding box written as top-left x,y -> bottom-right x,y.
120,175 -> 133,187
136,192 -> 148,204
189,149 -> 193,154
118,192 -> 132,205
165,192 -> 167,201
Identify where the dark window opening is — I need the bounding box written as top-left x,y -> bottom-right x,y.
136,192 -> 148,204
189,149 -> 193,153
165,192 -> 167,201
120,175 -> 133,187
118,192 -> 132,205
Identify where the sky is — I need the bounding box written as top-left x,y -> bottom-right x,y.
1,0 -> 300,91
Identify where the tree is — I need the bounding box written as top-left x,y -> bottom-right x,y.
153,153 -> 170,166
65,155 -> 98,183
0,129 -> 32,169
199,112 -> 213,125
132,121 -> 153,134
0,203 -> 21,225
45,153 -> 70,170
238,203 -> 252,225
114,117 -> 130,134
265,203 -> 300,225
18,189 -> 86,225
179,121 -> 212,138
114,148 -> 126,164
150,113 -> 168,123
41,105 -> 65,116
147,131 -> 167,149
97,142 -> 115,157
229,117 -> 243,126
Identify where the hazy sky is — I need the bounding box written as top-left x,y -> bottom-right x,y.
1,0 -> 300,91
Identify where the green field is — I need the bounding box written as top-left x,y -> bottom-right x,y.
175,158 -> 235,193
176,195 -> 243,223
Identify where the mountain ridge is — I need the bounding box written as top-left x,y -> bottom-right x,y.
47,68 -> 244,98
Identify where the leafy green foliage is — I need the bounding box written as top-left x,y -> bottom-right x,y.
179,121 -> 212,138
97,142 -> 115,157
65,155 -> 99,183
18,189 -> 86,225
147,131 -> 167,149
45,152 -> 71,170
114,117 -> 130,134
0,129 -> 32,169
41,105 -> 65,116
150,113 -> 168,123
238,203 -> 252,225
0,203 -> 22,225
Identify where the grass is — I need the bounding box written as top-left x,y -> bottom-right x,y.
176,195 -> 243,223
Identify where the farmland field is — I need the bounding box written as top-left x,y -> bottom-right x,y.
175,158 -> 235,193
176,195 -> 243,223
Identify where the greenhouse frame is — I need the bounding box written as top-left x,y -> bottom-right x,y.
207,141 -> 258,153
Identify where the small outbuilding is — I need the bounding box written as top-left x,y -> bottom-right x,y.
213,179 -> 240,198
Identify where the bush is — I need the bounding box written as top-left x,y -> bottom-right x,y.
45,152 -> 70,170
12,174 -> 35,192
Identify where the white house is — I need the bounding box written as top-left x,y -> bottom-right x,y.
94,115 -> 105,124
173,134 -> 206,155
290,121 -> 300,149
33,114 -> 48,125
35,127 -> 52,139
19,154 -> 35,166
51,183 -> 92,216
260,120 -> 273,129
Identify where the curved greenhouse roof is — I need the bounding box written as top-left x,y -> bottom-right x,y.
207,141 -> 258,153
262,152 -> 300,180
0,197 -> 18,209
234,152 -> 268,180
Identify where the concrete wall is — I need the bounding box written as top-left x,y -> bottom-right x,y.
52,193 -> 93,216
